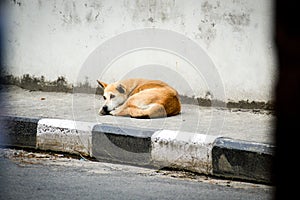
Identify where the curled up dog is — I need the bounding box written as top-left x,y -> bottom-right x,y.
97,78 -> 181,118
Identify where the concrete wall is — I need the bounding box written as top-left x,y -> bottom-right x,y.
3,0 -> 277,103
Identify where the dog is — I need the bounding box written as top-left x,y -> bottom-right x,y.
97,78 -> 181,118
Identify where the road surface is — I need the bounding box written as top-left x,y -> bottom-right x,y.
0,148 -> 274,200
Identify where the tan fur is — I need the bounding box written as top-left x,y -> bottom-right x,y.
97,78 -> 181,118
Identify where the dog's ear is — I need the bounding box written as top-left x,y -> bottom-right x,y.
97,80 -> 108,89
116,84 -> 125,94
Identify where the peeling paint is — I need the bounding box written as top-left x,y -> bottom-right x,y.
195,26 -> 217,47
223,12 -> 250,31
197,1 -> 221,46
11,0 -> 22,6
197,0 -> 253,45
62,1 -> 81,24
123,0 -> 182,25
83,1 -> 103,23
148,17 -> 154,23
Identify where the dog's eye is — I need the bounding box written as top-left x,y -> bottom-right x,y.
103,96 -> 106,100
110,94 -> 115,99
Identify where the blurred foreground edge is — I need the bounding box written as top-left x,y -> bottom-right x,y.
274,0 -> 300,199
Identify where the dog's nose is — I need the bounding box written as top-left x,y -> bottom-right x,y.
100,105 -> 109,115
102,105 -> 108,112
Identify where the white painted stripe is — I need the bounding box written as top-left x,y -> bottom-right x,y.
152,129 -> 219,144
36,118 -> 95,156
38,118 -> 76,129
152,130 -> 179,140
151,130 -> 220,175
38,118 -> 96,132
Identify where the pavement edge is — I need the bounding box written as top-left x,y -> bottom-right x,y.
0,116 -> 275,184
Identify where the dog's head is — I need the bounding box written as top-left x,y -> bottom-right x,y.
97,80 -> 127,115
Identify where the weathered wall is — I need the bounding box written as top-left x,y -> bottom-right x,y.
3,0 -> 276,103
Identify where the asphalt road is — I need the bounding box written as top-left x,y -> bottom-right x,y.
0,148 -> 274,200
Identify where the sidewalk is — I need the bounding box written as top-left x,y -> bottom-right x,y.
0,85 -> 275,184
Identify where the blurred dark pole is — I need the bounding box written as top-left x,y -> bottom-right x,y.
0,1 -> 6,107
0,1 -> 4,74
0,1 -> 5,97
274,0 -> 300,199
0,0 -> 6,79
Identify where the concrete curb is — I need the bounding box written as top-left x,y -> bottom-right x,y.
0,116 -> 275,184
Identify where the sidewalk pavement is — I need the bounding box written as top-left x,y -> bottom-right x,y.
0,85 -> 275,184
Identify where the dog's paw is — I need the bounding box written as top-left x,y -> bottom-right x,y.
109,110 -> 117,116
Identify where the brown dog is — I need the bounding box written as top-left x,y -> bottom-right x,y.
97,78 -> 181,118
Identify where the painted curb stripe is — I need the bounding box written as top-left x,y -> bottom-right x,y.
213,137 -> 275,154
151,130 -> 219,174
0,116 -> 275,183
0,116 -> 39,148
212,137 -> 275,183
37,118 -> 95,156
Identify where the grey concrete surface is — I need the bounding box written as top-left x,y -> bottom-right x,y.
1,85 -> 275,144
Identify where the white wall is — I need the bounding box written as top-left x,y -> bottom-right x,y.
3,0 -> 277,102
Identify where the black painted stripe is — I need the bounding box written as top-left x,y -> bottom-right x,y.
0,116 -> 39,148
212,137 -> 275,184
92,124 -> 157,165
